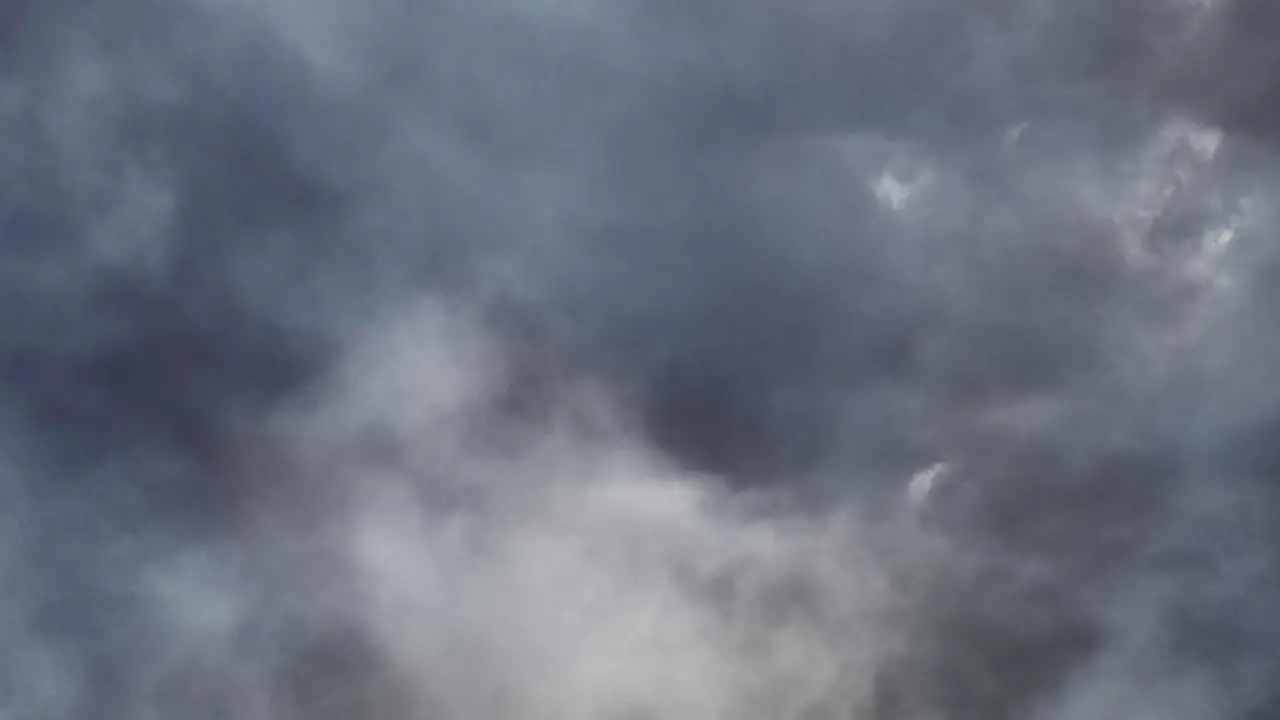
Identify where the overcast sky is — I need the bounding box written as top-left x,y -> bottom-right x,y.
2,1 -> 1280,718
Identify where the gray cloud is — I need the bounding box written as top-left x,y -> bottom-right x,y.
3,0 -> 1280,718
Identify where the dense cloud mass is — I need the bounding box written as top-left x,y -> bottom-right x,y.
3,0 -> 1280,717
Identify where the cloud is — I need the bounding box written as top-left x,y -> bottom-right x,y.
3,0 -> 1280,717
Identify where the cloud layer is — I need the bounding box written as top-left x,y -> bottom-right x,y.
4,0 -> 1280,718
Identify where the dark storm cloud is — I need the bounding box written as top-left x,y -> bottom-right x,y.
3,0 -> 1280,718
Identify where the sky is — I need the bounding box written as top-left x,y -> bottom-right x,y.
3,0 -> 1280,718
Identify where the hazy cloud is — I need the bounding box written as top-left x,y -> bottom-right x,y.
3,0 -> 1280,718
